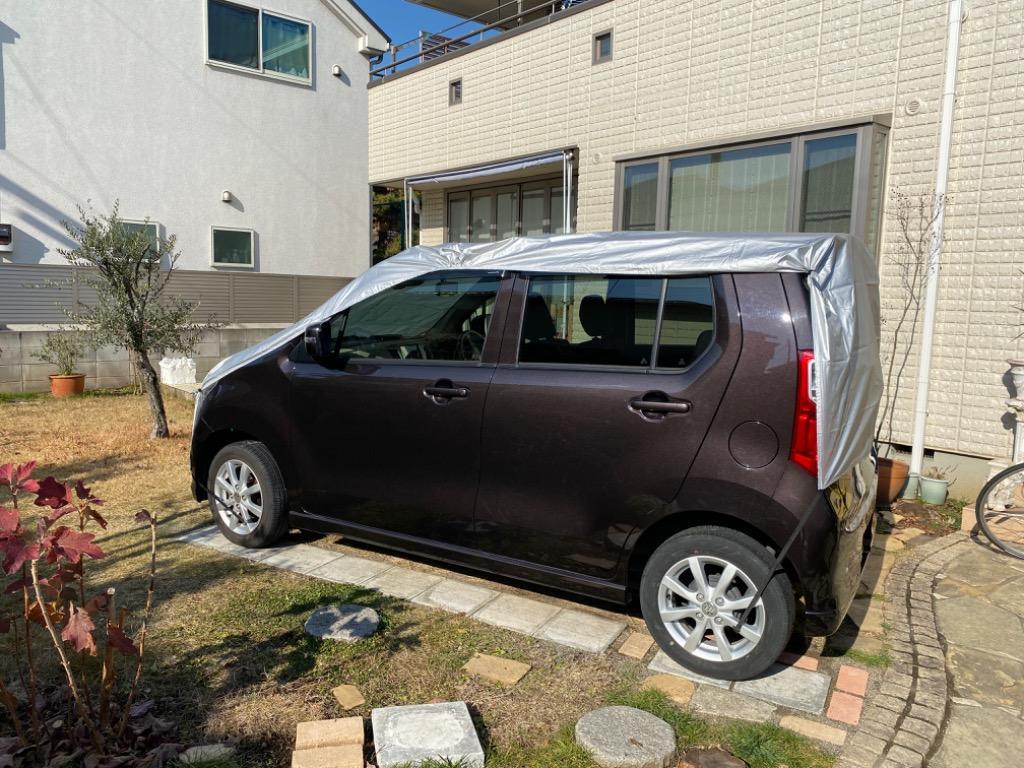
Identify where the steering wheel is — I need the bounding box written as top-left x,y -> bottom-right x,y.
456,330 -> 486,361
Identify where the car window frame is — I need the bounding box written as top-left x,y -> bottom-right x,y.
499,272 -> 719,374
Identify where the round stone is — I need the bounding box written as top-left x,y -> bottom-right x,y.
575,706 -> 676,768
304,604 -> 379,642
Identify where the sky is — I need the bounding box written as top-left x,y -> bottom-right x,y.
364,0 -> 479,48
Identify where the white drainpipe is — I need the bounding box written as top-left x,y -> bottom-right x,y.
909,0 -> 964,477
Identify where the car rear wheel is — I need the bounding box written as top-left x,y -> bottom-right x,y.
639,525 -> 794,681
208,441 -> 289,548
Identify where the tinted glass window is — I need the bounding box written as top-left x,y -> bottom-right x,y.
519,275 -> 662,367
208,0 -> 259,69
262,13 -> 310,79
326,273 -> 500,363
657,277 -> 715,368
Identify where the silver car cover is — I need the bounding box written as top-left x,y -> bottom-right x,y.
202,232 -> 881,489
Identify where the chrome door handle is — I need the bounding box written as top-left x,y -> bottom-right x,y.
629,398 -> 691,415
425,386 -> 469,398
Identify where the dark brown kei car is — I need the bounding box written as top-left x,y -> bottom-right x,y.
190,266 -> 877,680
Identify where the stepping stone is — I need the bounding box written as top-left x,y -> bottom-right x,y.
647,651 -> 730,689
535,608 -> 626,653
362,567 -> 442,599
332,684 -> 366,711
291,744 -> 363,768
472,594 -> 561,635
575,706 -> 676,768
618,632 -> 655,659
412,578 -> 498,614
180,744 -> 236,764
732,663 -> 830,714
295,717 -> 364,749
779,715 -> 847,746
677,747 -> 750,767
308,556 -> 391,585
372,701 -> 484,768
304,605 -> 380,642
642,674 -> 695,706
463,652 -> 531,686
689,686 -> 776,722
261,545 -> 344,575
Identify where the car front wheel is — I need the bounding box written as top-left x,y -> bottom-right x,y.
208,441 -> 289,548
639,525 -> 795,681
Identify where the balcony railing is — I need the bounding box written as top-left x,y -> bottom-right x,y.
370,0 -> 595,80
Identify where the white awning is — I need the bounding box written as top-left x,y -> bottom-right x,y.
405,150 -> 568,188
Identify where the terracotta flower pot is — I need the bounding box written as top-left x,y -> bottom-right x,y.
876,457 -> 911,507
49,374 -> 86,398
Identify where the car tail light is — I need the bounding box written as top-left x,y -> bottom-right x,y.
790,350 -> 818,477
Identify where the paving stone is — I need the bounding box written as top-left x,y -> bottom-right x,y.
945,645 -> 1024,710
411,578 -> 497,614
372,701 -> 484,768
732,663 -> 830,714
304,604 -> 380,642
935,596 -> 1024,661
295,717 -> 364,749
471,594 -> 561,635
535,608 -> 626,652
362,567 -> 442,599
178,527 -> 262,558
689,686 -> 776,722
778,651 -> 819,671
847,596 -> 886,634
835,664 -> 870,696
779,715 -> 847,746
619,632 -> 655,659
307,556 -> 391,585
180,744 -> 236,763
260,545 -> 343,575
462,653 -> 531,686
647,651 -> 729,689
676,747 -> 748,767
930,702 -> 1024,768
642,674 -> 695,706
885,745 -> 924,767
575,706 -> 676,768
291,744 -> 363,768
332,685 -> 365,711
826,690 -> 863,725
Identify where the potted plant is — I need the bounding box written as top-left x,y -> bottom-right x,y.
919,465 -> 953,505
874,191 -> 944,506
34,331 -> 87,397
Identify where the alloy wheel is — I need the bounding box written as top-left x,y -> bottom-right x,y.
213,459 -> 263,535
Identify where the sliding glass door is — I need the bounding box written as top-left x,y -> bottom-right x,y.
447,178 -> 571,243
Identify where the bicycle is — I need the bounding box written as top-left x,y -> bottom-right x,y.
974,462 -> 1024,560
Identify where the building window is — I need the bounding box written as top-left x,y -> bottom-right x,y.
617,123 -> 888,253
449,78 -> 463,106
121,220 -> 160,259
593,31 -> 613,64
207,0 -> 311,82
447,178 -> 572,243
211,227 -> 255,267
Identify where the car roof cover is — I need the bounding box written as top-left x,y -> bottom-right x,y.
203,232 -> 881,488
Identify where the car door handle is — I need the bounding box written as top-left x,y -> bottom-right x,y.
629,398 -> 691,415
424,379 -> 470,402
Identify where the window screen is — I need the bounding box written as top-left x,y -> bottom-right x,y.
656,277 -> 715,368
519,275 -> 662,367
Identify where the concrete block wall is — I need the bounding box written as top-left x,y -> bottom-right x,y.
0,325 -> 288,394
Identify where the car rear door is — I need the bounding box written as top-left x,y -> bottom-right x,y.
285,271 -> 512,548
473,273 -> 741,578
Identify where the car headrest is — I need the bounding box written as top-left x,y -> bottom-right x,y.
522,294 -> 557,342
694,329 -> 713,357
579,294 -> 608,338
470,313 -> 490,336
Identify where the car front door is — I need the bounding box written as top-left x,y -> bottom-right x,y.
286,270 -> 511,548
474,273 -> 740,578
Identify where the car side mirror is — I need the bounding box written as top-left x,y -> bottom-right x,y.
304,321 -> 330,362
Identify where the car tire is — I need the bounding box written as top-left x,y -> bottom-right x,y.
207,441 -> 289,548
639,525 -> 795,681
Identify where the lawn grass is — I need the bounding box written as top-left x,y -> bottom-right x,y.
0,391 -> 834,768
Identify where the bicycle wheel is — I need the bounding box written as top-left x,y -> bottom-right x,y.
976,463 -> 1024,560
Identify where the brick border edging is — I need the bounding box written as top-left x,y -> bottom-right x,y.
836,532 -> 970,768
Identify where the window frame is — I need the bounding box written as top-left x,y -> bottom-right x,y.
205,0 -> 313,85
121,219 -> 161,260
444,176 -> 573,243
614,122 -> 888,253
210,226 -> 256,269
510,272 -> 718,374
449,78 -> 463,106
593,30 -> 613,65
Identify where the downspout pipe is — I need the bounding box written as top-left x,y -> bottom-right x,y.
909,0 -> 963,478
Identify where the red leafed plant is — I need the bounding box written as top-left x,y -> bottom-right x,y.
0,461 -> 171,767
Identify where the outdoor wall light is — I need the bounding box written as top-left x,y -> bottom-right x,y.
221,190 -> 233,203
332,65 -> 343,78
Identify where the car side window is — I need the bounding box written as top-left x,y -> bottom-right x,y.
656,277 -> 715,369
518,275 -> 663,367
320,272 -> 500,364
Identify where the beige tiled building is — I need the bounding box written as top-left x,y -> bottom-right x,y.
369,0 -> 1023,494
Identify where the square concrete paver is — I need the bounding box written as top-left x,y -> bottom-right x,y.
618,632 -> 655,659
291,744 -> 363,768
690,686 -> 777,722
372,701 -> 484,768
295,717 -> 364,749
463,653 -> 531,686
643,674 -> 695,706
733,663 -> 830,714
835,665 -> 870,696
261,545 -> 344,575
647,650 -> 730,689
179,527 -> 262,559
826,690 -> 864,725
307,556 -> 392,586
332,685 -> 365,711
363,567 -> 442,599
411,579 -> 498,615
779,715 -> 847,747
534,609 -> 626,653
472,594 -> 561,635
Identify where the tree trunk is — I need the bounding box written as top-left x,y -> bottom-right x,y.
133,349 -> 169,438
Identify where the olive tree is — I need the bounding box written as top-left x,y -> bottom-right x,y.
60,203 -> 213,437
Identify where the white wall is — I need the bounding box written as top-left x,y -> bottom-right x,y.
0,0 -> 385,278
